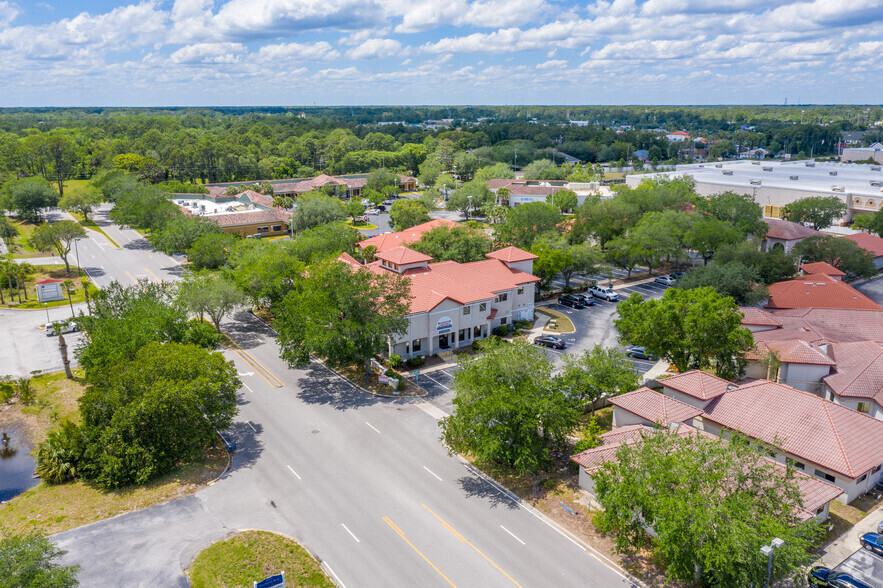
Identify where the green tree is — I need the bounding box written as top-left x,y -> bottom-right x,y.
615,287 -> 754,380
149,216 -> 221,255
676,263 -> 769,305
366,167 -> 397,192
700,191 -> 768,238
362,188 -> 385,208
782,196 -> 848,230
415,188 -> 440,211
343,198 -> 366,223
593,429 -> 822,587
792,235 -> 877,279
628,210 -> 691,275
78,342 -> 240,489
559,345 -> 640,414
434,173 -> 457,198
44,132 -> 80,197
547,189 -> 578,213
28,220 -> 87,275
389,199 -> 430,230
0,530 -> 80,587
4,177 -> 59,223
274,259 -> 410,376
89,170 -> 139,203
531,241 -> 570,289
109,185 -> 178,231
474,162 -> 514,182
446,180 -> 493,220
498,202 -> 562,249
186,232 -> 239,270
851,209 -> 883,237
522,159 -> 566,180
440,339 -> 580,475
708,139 -> 736,160
290,194 -> 345,233
453,151 -> 480,181
713,241 -> 797,285
685,216 -> 743,264
58,188 -> 102,222
35,420 -> 84,484
417,158 -> 445,187
410,225 -> 492,263
226,240 -> 304,307
178,273 -> 244,332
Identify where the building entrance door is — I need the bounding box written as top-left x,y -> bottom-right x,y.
439,334 -> 449,349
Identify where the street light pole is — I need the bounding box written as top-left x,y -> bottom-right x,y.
44,302 -> 50,325
760,537 -> 784,588
74,238 -> 82,278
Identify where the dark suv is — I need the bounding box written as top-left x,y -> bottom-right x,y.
572,293 -> 595,306
558,294 -> 586,308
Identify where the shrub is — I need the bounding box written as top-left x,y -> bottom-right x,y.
396,378 -> 407,391
514,319 -> 532,330
389,353 -> 403,368
36,421 -> 84,484
472,340 -> 482,351
513,329 -> 522,336
15,377 -> 34,405
183,319 -> 222,349
407,356 -> 426,367
0,375 -> 13,403
493,325 -> 509,337
562,286 -> 573,294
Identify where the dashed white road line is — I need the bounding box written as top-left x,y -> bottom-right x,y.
423,466 -> 443,481
341,523 -> 360,543
500,525 -> 525,545
365,421 -> 381,434
286,465 -> 301,480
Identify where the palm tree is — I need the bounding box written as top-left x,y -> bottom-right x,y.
50,321 -> 74,380
62,279 -> 75,317
36,420 -> 82,483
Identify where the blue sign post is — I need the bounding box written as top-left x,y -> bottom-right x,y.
255,572 -> 285,588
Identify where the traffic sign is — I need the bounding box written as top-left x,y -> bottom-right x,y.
255,572 -> 285,588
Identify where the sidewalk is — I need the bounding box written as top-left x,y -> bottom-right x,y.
818,502 -> 883,567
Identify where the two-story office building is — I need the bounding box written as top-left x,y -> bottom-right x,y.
340,245 -> 539,358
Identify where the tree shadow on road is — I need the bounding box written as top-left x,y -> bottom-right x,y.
294,363 -> 381,411
456,475 -> 520,510
123,238 -> 152,251
225,420 -> 263,473
222,311 -> 276,351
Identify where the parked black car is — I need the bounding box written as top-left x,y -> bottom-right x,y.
534,335 -> 566,350
558,294 -> 586,308
808,566 -> 873,588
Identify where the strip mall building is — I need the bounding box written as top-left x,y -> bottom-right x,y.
345,219 -> 539,358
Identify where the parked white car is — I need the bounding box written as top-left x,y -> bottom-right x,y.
45,320 -> 78,337
365,208 -> 381,215
588,285 -> 620,301
654,275 -> 676,286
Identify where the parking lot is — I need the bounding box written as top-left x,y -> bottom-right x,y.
834,549 -> 883,588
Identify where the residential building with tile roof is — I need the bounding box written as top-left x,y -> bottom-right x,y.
339,237 -> 539,358
357,219 -> 458,252
172,193 -> 291,238
204,173 -> 417,200
655,370 -> 738,410
570,423 -> 843,521
609,387 -> 703,427
823,341 -> 883,419
765,273 -> 881,311
800,261 -> 845,279
743,307 -> 883,346
744,340 -> 835,394
696,379 -> 883,502
844,232 -> 883,270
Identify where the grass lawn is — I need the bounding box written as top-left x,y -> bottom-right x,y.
0,264 -> 97,310
187,531 -> 334,588
0,369 -> 229,536
67,211 -> 120,248
536,307 -> 575,333
5,218 -> 48,258
336,363 -> 425,397
343,219 -> 378,230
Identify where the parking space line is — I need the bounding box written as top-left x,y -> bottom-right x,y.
424,373 -> 450,390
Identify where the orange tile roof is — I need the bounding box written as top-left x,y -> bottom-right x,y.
337,252 -> 361,268
241,190 -> 276,209
660,370 -> 736,401
210,209 -> 290,227
766,274 -> 881,311
485,246 -> 538,263
751,308 -> 883,346
375,246 -> 434,265
702,380 -> 883,479
844,232 -> 883,258
740,307 -> 782,327
747,339 -> 836,366
610,387 -> 703,426
823,341 -> 883,405
357,219 -> 458,252
800,261 -> 845,277
762,218 -> 822,241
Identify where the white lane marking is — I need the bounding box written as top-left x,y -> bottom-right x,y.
423,373 -> 450,390
99,265 -> 105,269
241,382 -> 255,394
500,525 -> 525,545
423,466 -> 443,482
286,465 -> 301,480
341,523 -> 360,543
365,421 -> 381,434
89,254 -> 96,259
246,421 -> 257,432
238,371 -> 255,376
323,562 -> 347,588
414,401 -> 449,420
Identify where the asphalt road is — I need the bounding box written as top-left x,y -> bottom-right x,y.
56,310 -> 637,587
856,274 -> 883,304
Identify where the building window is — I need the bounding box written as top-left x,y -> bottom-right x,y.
257,226 -> 269,233
816,507 -> 824,515
479,303 -> 487,312
412,339 -> 422,352
517,286 -> 524,295
814,469 -> 836,483
496,293 -> 508,302
858,473 -> 868,483
272,225 -> 282,232
873,465 -> 882,474
857,402 -> 870,413
764,205 -> 781,219
786,458 -> 805,470
473,325 -> 482,338
458,329 -> 468,341
463,306 -> 471,315
500,317 -> 507,325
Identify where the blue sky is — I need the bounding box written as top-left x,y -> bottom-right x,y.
1,0 -> 881,107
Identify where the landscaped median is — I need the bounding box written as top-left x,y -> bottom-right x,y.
536,306 -> 575,333
0,264 -> 97,310
187,530 -> 334,588
68,212 -> 120,248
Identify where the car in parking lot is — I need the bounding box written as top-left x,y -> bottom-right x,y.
572,293 -> 595,306
625,345 -> 655,360
878,517 -> 883,534
588,285 -> 620,301
654,275 -> 677,286
365,208 -> 381,215
45,320 -> 78,336
860,532 -> 883,556
558,294 -> 586,308
808,566 -> 873,587
534,335 -> 566,349
669,271 -> 686,280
